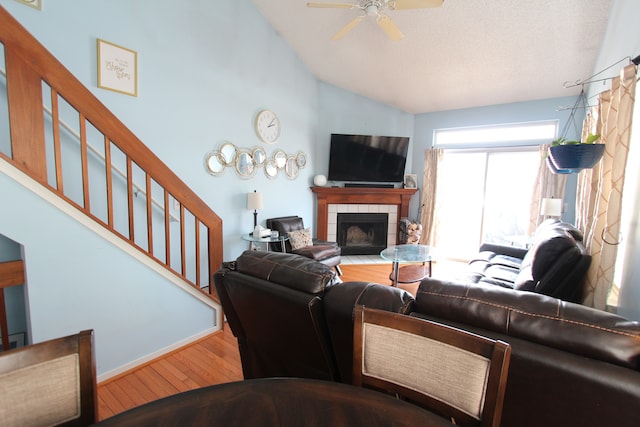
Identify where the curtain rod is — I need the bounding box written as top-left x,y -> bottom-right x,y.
563,55 -> 638,89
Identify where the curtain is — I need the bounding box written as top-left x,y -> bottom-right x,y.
419,148 -> 442,245
527,144 -> 567,235
577,64 -> 637,309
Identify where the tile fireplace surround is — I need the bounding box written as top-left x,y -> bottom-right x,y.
329,204 -> 397,247
311,186 -> 418,246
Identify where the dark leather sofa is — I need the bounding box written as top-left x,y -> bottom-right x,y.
214,250 -> 640,427
465,219 -> 591,302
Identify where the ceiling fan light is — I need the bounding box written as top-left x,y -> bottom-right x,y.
366,5 -> 378,16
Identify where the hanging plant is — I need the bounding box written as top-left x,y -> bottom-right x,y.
548,133 -> 604,171
546,90 -> 605,174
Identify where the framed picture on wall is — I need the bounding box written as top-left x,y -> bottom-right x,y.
97,39 -> 138,97
14,0 -> 41,10
403,174 -> 417,189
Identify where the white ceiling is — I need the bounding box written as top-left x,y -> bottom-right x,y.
250,0 -> 612,114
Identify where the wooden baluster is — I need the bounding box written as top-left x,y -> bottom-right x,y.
126,158 -> 134,243
180,204 -> 186,277
164,190 -> 171,267
146,173 -> 153,256
105,137 -> 114,229
195,218 -> 201,287
79,114 -> 90,212
51,88 -> 64,192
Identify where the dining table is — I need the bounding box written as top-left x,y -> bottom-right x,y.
94,377 -> 452,426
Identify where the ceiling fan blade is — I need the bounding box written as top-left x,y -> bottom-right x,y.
390,0 -> 444,10
376,14 -> 404,41
332,16 -> 364,40
307,2 -> 356,8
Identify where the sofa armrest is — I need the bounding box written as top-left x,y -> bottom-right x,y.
478,243 -> 528,259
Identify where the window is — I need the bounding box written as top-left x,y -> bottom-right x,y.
432,122 -> 554,262
434,121 -> 557,148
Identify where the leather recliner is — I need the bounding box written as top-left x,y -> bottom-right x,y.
266,215 -> 342,275
465,219 -> 591,302
213,250 -> 414,382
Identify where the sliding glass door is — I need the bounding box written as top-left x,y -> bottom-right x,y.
433,149 -> 539,262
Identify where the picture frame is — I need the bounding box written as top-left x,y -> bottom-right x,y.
403,173 -> 417,189
97,39 -> 138,97
0,332 -> 25,351
14,0 -> 41,10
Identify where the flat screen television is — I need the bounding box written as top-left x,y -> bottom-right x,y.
327,133 -> 410,183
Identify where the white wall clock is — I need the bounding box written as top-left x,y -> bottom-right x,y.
255,109 -> 281,144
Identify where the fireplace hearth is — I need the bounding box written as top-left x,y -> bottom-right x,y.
337,213 -> 388,255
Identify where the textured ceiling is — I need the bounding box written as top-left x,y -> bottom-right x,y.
250,0 -> 612,114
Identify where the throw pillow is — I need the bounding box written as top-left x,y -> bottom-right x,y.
288,228 -> 312,250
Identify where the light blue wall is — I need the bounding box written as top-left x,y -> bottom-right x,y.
0,0 -> 325,376
0,171 -> 216,375
314,82 -> 415,224
0,0 -> 414,375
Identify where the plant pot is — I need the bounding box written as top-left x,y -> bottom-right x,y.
546,157 -> 575,174
549,144 -> 605,171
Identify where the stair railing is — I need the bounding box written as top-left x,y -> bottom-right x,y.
0,6 -> 222,301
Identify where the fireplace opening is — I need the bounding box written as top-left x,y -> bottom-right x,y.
337,213 -> 388,255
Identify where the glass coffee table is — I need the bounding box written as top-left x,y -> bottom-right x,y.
380,244 -> 435,287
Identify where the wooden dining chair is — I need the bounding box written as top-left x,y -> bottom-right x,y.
0,329 -> 97,427
353,306 -> 511,427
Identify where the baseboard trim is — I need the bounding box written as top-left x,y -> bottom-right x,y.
96,326 -> 218,383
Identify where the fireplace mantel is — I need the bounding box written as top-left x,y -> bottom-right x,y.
311,186 -> 418,243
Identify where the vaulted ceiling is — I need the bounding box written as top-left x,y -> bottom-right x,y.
251,0 -> 612,114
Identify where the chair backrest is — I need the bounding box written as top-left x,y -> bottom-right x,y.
266,216 -> 304,252
0,330 -> 97,427
213,251 -> 340,381
353,306 -> 511,427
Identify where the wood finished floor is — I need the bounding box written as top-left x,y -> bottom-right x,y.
96,263 -> 412,421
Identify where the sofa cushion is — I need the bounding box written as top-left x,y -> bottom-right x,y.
294,244 -> 340,261
415,278 -> 640,370
234,250 -> 337,295
288,228 -> 313,250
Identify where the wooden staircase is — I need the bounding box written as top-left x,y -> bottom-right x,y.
0,5 -> 222,304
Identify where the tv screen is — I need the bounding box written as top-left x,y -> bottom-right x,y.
327,133 -> 409,183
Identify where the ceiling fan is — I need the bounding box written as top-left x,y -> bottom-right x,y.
307,0 -> 444,41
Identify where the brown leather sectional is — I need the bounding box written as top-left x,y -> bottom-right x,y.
214,250 -> 640,427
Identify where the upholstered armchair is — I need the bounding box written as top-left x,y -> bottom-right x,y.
266,216 -> 342,275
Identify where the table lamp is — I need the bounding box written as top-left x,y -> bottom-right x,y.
540,198 -> 562,219
247,190 -> 263,228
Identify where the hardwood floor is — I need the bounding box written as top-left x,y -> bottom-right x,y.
96,262 -> 410,421
97,326 -> 243,420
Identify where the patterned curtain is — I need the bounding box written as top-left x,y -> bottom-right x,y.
419,148 -> 442,245
527,144 -> 568,235
578,64 -> 637,309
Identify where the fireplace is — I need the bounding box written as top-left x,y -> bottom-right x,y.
337,213 -> 388,255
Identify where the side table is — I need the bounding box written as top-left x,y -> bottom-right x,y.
242,234 -> 289,253
380,244 -> 436,287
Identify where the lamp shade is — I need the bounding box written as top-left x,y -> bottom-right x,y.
247,191 -> 263,210
540,198 -> 562,217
